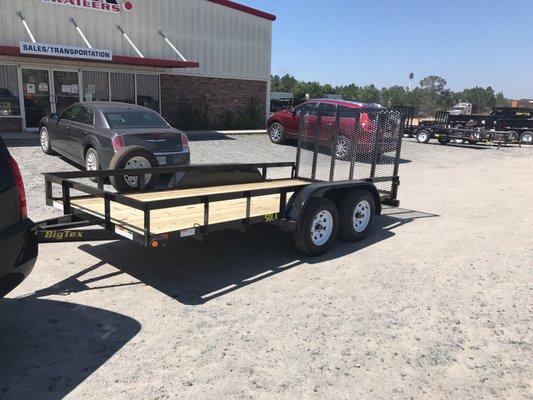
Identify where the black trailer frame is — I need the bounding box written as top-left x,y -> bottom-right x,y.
36,107 -> 404,251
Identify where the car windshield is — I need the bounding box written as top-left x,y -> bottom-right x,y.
104,110 -> 169,129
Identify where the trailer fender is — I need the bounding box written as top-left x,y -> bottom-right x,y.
287,181 -> 382,222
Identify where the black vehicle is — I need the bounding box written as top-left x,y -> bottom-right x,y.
34,107 -> 404,257
0,137 -> 38,298
38,102 -> 191,191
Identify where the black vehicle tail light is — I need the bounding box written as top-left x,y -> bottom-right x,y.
7,156 -> 28,219
180,133 -> 189,151
112,134 -> 125,152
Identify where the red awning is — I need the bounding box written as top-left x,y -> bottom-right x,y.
0,45 -> 199,69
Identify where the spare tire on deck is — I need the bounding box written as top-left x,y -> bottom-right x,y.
109,146 -> 159,192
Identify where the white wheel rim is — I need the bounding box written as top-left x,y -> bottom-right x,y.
335,137 -> 348,158
418,132 -> 428,142
310,209 -> 333,246
124,156 -> 152,188
270,125 -> 282,140
523,133 -> 533,143
86,151 -> 98,171
353,200 -> 371,233
40,128 -> 49,150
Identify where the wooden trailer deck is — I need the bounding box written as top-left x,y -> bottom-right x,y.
58,179 -> 311,235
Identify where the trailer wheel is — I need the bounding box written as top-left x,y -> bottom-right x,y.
294,198 -> 339,256
109,146 -> 160,192
416,129 -> 431,143
520,131 -> 533,145
438,138 -> 449,145
339,190 -> 375,242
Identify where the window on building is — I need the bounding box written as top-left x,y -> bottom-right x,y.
136,74 -> 160,112
111,72 -> 135,104
82,70 -> 109,102
0,65 -> 21,116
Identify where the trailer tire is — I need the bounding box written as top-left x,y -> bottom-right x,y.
294,198 -> 339,256
109,146 -> 160,192
339,189 -> 375,242
416,129 -> 431,143
438,138 -> 449,145
519,131 -> 533,145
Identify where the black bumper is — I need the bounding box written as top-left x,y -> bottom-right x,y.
0,219 -> 38,298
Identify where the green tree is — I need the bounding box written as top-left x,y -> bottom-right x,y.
419,75 -> 447,92
380,85 -> 409,107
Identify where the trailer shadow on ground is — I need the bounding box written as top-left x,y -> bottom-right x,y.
31,207 -> 438,306
0,297 -> 140,400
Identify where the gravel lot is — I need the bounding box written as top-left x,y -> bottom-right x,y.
1,134 -> 532,399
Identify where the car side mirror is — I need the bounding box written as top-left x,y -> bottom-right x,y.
291,108 -> 296,117
50,113 -> 60,120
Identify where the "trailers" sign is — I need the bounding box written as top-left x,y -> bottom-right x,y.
40,0 -> 134,14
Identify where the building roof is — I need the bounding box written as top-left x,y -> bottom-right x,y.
208,0 -> 276,21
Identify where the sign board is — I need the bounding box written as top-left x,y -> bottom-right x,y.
20,42 -> 113,61
40,0 -> 134,13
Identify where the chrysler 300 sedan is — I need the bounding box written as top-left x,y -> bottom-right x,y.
39,102 -> 190,190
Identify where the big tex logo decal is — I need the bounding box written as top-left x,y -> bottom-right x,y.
40,0 -> 134,13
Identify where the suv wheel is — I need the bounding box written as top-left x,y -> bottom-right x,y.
268,122 -> 285,144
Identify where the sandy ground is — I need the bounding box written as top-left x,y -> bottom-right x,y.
1,135 -> 532,399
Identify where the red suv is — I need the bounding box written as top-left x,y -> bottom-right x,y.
267,99 -> 389,159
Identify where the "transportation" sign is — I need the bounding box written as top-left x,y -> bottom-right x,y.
40,0 -> 134,13
20,42 -> 113,61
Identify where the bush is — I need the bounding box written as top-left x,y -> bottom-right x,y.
175,97 -> 212,130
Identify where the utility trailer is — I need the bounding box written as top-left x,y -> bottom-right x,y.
437,107 -> 533,145
393,105 -> 417,137
35,107 -> 404,256
414,111 -> 518,147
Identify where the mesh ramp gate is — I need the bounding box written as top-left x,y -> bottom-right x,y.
293,105 -> 403,201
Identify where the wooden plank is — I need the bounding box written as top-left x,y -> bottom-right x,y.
64,192 -> 293,235
125,178 -> 309,202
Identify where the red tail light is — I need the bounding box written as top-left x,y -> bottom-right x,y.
180,133 -> 189,151
7,157 -> 28,219
112,134 -> 125,152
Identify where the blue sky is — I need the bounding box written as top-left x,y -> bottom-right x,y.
244,0 -> 530,99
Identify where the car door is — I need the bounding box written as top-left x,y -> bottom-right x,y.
297,102 -> 318,139
68,105 -> 94,162
55,105 -> 82,154
317,103 -> 338,142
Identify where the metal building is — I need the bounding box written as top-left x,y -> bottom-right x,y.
0,0 -> 275,131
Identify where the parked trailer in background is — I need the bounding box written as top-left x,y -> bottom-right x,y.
33,107 -> 405,257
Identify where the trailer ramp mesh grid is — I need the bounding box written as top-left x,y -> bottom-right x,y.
294,105 -> 403,195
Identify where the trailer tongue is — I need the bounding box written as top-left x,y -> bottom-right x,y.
36,107 -> 404,256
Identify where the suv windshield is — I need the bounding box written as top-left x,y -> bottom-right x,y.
104,110 -> 169,129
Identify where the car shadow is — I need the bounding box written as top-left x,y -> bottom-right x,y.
34,207 -> 438,306
0,297 -> 140,400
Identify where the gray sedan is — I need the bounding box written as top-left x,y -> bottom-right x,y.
39,102 -> 190,190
